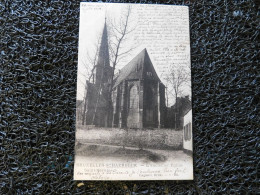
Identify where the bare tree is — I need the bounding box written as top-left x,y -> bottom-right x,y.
81,6 -> 137,127
166,64 -> 190,129
107,5 -> 137,88
80,33 -> 102,84
81,33 -> 102,125
106,5 -> 137,126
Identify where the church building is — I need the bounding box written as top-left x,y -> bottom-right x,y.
111,48 -> 166,128
82,21 -> 166,129
82,20 -> 112,127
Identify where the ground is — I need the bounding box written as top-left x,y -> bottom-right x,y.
74,126 -> 193,180
76,143 -> 191,163
74,143 -> 193,180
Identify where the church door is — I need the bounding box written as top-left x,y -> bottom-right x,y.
127,85 -> 139,128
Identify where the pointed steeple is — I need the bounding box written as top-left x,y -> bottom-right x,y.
95,19 -> 111,86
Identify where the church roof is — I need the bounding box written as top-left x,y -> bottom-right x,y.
113,48 -> 161,88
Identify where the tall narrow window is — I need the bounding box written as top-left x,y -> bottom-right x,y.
127,85 -> 139,128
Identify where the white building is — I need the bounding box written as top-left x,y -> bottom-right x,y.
183,109 -> 192,153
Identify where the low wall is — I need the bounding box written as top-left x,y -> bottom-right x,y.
76,127 -> 183,150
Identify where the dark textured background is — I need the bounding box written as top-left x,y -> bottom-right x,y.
0,0 -> 259,194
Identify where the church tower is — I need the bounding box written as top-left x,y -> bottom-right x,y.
95,19 -> 111,86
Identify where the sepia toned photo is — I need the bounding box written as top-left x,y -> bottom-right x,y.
74,2 -> 193,180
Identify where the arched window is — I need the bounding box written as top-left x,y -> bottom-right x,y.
127,85 -> 139,128
129,85 -> 138,109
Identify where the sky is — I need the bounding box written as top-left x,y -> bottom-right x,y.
77,3 -> 191,106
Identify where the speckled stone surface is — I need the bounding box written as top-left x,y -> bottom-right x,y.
0,0 -> 259,194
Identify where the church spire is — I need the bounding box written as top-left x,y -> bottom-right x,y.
95,18 -> 111,86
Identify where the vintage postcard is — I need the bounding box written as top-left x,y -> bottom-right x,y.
74,2 -> 193,180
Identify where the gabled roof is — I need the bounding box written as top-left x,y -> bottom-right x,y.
113,48 -> 160,88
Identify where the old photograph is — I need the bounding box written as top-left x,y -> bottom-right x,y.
74,3 -> 193,180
